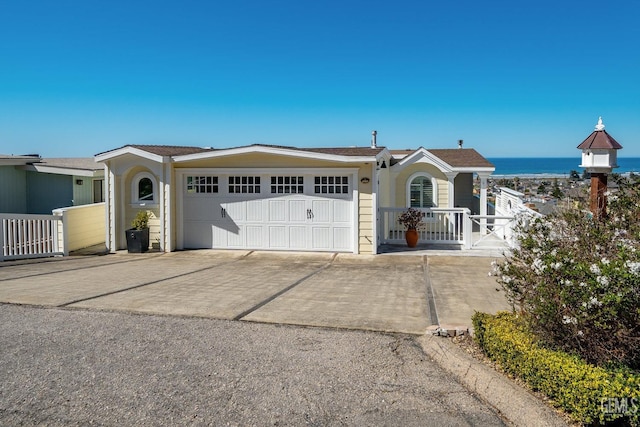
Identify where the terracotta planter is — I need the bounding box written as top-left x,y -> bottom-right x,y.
405,228 -> 419,248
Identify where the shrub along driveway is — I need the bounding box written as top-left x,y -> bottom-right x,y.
0,250 -> 507,334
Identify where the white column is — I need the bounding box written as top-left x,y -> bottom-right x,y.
445,172 -> 458,208
478,173 -> 491,234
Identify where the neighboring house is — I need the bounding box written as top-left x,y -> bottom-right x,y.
0,155 -> 105,214
96,138 -> 495,255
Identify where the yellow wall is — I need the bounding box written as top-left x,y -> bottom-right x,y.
393,164 -> 448,207
61,203 -> 106,252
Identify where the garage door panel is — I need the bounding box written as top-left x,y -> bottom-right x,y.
268,200 -> 286,222
245,226 -> 263,247
184,198 -> 218,221
311,227 -> 330,249
246,200 -> 263,222
333,200 -> 352,223
227,227 -> 243,247
225,201 -> 245,222
333,227 -> 352,250
289,226 -> 306,249
184,222 -> 214,248
311,200 -> 331,222
268,226 -> 287,248
288,200 -> 307,223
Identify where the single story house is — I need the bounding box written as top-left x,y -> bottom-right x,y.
0,155 -> 105,214
95,137 -> 495,255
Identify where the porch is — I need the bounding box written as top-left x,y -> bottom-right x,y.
378,207 -> 517,254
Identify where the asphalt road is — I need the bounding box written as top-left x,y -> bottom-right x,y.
0,304 -> 507,426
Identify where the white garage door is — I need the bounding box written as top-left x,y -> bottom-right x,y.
181,173 -> 354,252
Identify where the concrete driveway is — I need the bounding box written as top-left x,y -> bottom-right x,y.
0,250 -> 509,334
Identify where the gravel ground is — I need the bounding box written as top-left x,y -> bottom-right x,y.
0,304 -> 506,426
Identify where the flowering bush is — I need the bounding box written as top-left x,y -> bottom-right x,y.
398,207 -> 424,230
494,176 -> 640,369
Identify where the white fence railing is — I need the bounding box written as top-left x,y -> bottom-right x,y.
379,208 -> 470,246
0,214 -> 63,261
380,207 -> 520,250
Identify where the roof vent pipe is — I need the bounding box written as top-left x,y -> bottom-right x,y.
458,139 -> 463,149
371,130 -> 377,149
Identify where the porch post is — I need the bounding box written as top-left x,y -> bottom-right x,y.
478,173 -> 491,235
444,172 -> 457,208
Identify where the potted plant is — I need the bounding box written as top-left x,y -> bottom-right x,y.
398,207 -> 424,248
126,210 -> 150,253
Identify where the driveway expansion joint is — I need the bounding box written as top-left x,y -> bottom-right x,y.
233,253 -> 338,321
423,255 -> 440,327
56,258 -> 247,308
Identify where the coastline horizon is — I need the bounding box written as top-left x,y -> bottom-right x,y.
487,157 -> 640,178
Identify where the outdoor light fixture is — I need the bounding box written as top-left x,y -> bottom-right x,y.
76,179 -> 83,185
360,177 -> 370,184
380,160 -> 387,169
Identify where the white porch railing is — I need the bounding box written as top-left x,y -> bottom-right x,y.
379,208 -> 518,250
379,208 -> 470,246
0,214 -> 63,261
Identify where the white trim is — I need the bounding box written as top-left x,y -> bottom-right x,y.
131,172 -> 158,205
108,166 -> 116,252
19,164 -> 104,177
164,162 -> 172,252
95,146 -> 166,163
176,167 -> 360,175
394,148 -> 453,173
173,145 -> 377,163
352,170 -> 359,254
406,172 -> 438,208
371,162 -> 378,255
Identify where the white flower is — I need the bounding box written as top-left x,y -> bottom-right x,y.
532,258 -> 546,275
596,276 -> 610,286
587,296 -> 602,308
551,262 -> 562,270
577,330 -> 584,337
562,315 -> 577,325
625,261 -> 640,275
590,264 -> 601,275
601,258 -> 610,265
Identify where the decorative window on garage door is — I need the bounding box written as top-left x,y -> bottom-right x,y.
229,176 -> 261,194
186,176 -> 219,194
314,176 -> 349,194
270,176 -> 304,194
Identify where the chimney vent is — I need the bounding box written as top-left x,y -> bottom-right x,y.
371,130 -> 377,149
458,139 -> 463,149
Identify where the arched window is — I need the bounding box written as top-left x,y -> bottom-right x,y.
407,174 -> 437,208
131,172 -> 157,205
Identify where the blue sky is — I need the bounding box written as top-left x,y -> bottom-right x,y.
1,0 -> 639,158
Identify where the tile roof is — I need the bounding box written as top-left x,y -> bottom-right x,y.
577,130 -> 623,150
426,149 -> 494,168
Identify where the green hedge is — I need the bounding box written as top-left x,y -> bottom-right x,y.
472,312 -> 640,426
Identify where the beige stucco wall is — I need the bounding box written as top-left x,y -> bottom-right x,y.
392,163 -> 448,207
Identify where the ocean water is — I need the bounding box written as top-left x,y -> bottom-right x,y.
488,157 -> 640,177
